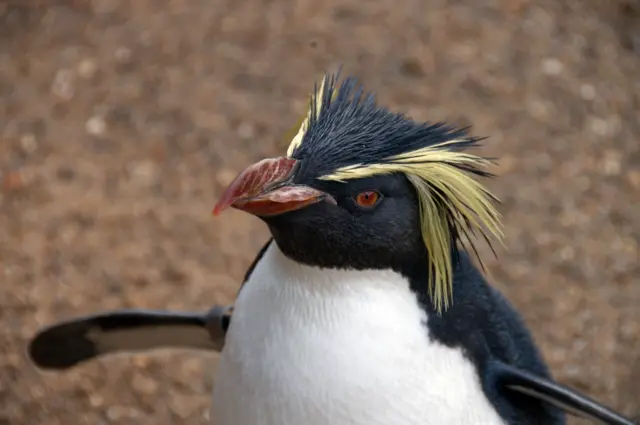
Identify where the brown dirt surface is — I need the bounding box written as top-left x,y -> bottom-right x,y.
1,0 -> 639,424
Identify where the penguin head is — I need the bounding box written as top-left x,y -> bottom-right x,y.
214,71 -> 503,311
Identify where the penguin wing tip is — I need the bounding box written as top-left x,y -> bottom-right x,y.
27,320 -> 99,371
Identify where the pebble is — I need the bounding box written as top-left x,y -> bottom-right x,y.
89,394 -> 104,407
169,394 -> 207,419
106,406 -> 142,421
78,58 -> 98,79
527,99 -> 549,119
549,348 -> 567,363
115,47 -> 133,64
20,133 -> 37,154
51,68 -> 76,100
237,122 -> 255,139
601,152 -> 622,176
541,58 -> 564,76
619,321 -> 637,341
579,83 -> 596,101
559,245 -> 575,261
572,338 -> 588,352
451,43 -> 476,62
587,116 -> 610,137
85,116 -> 107,136
127,160 -> 160,186
29,385 -> 46,399
132,355 -> 151,368
131,372 -> 159,396
139,30 -> 153,46
563,364 -> 582,378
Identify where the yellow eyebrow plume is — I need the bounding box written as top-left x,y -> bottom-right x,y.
319,140 -> 504,313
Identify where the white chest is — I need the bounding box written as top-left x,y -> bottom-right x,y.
210,243 -> 505,425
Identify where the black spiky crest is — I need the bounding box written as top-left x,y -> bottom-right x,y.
283,70 -> 503,312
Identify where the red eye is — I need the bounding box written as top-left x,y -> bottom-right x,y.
355,190 -> 380,208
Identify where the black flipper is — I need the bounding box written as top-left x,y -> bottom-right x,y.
28,306 -> 232,371
495,361 -> 636,425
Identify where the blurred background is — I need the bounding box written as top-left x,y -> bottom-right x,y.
1,0 -> 639,424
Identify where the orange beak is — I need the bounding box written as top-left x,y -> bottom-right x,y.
212,157 -> 335,217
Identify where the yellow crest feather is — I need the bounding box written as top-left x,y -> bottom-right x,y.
319,140 -> 504,313
286,74 -> 335,157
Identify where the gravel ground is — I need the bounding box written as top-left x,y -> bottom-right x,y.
1,1 -> 639,424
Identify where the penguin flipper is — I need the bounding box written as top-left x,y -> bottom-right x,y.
495,362 -> 636,425
28,305 -> 232,371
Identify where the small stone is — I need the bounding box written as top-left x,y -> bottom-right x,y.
89,394 -> 104,407
620,321 -> 637,340
106,406 -> 141,421
549,348 -> 567,363
451,43 -> 476,61
527,100 -> 549,119
579,83 -> 596,101
106,406 -> 125,421
587,116 -> 609,137
602,160 -> 621,176
20,133 -> 37,154
572,338 -> 588,352
6,352 -> 21,365
30,385 -> 46,399
78,58 -> 98,79
114,47 -> 133,64
85,116 -> 107,136
169,394 -> 206,419
601,152 -> 622,176
51,68 -> 76,100
132,354 -> 151,368
542,58 -> 564,75
559,246 -> 575,261
132,372 -> 159,396
139,30 -> 153,46
127,160 -> 160,186
563,364 -> 582,378
237,122 -> 255,139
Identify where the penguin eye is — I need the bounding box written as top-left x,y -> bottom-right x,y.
354,190 -> 381,208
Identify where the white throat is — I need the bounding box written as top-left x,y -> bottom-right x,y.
210,242 -> 505,425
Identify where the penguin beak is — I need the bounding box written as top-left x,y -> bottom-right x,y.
212,157 -> 335,217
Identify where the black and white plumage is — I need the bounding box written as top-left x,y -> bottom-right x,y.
27,71 -> 636,425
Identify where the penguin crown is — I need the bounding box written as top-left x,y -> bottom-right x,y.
284,70 -> 504,312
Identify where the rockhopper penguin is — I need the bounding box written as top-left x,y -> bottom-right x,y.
28,71 -> 636,425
